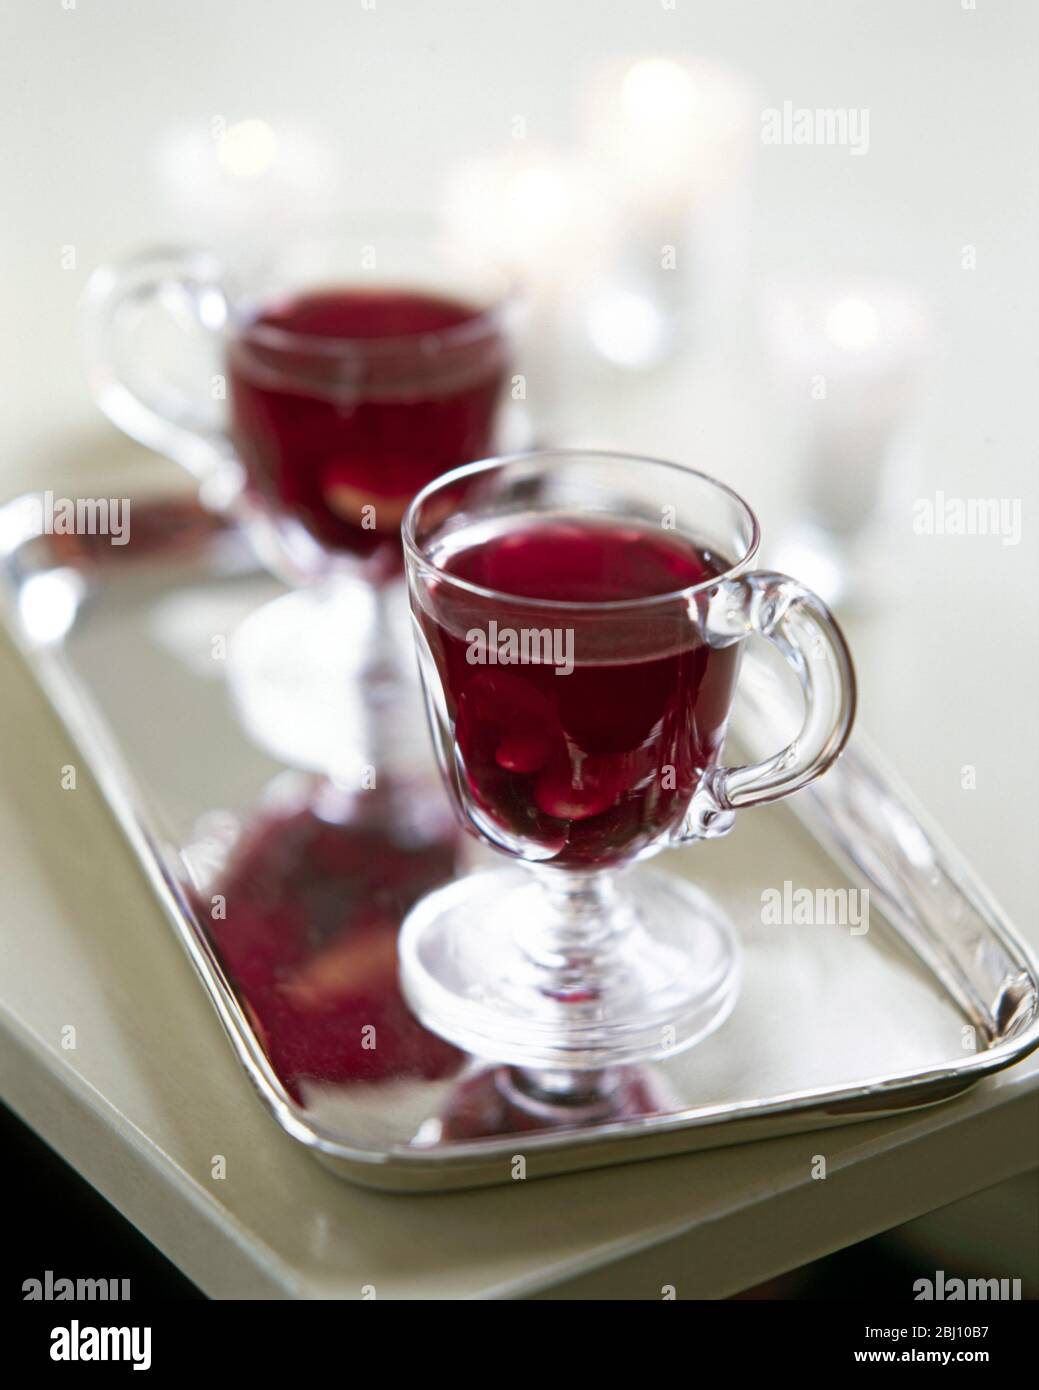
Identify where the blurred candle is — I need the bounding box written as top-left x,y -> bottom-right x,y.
443,146 -> 606,436
152,117 -> 338,258
443,147 -> 593,273
762,278 -> 929,604
578,56 -> 758,368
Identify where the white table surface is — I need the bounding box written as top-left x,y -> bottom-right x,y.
1,0 -> 1037,1299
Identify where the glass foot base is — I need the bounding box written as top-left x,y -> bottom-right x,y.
399,866 -> 741,1071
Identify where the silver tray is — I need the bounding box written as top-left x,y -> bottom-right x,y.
2,488 -> 1037,1192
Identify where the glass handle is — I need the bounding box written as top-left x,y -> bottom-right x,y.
684,570 -> 857,840
79,247 -> 235,483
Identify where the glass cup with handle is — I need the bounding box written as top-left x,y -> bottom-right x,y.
400,450 -> 856,1072
80,227 -> 519,781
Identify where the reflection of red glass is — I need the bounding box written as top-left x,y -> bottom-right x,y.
227,288 -> 508,568
46,497 -> 228,568
203,789 -> 463,1098
420,517 -> 740,867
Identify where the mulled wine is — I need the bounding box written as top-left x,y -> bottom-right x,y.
228,287 -> 508,567
415,514 -> 740,867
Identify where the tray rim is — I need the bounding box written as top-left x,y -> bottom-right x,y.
3,492 -> 1038,1191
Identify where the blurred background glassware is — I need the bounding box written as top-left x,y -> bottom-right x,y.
80,226 -> 521,782
761,277 -> 929,609
80,227 -> 517,580
400,450 -> 856,1073
152,117 -> 341,264
442,54 -> 758,428
443,144 -> 609,440
577,56 -> 758,371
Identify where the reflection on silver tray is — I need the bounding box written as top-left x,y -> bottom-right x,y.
1,491 -> 1036,1191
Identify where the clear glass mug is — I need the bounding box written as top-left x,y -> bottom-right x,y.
80,229 -> 518,585
80,229 -> 519,783
400,451 -> 856,1072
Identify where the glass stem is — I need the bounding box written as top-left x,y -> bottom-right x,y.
516,868 -> 632,1004
354,577 -> 412,774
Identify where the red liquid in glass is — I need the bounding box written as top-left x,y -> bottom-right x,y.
227,288 -> 508,567
419,516 -> 740,867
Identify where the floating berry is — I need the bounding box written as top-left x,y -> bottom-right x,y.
494,733 -> 552,773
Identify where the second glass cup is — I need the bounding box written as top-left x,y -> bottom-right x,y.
81,227 -> 518,583
401,451 -> 856,1071
81,228 -> 519,782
